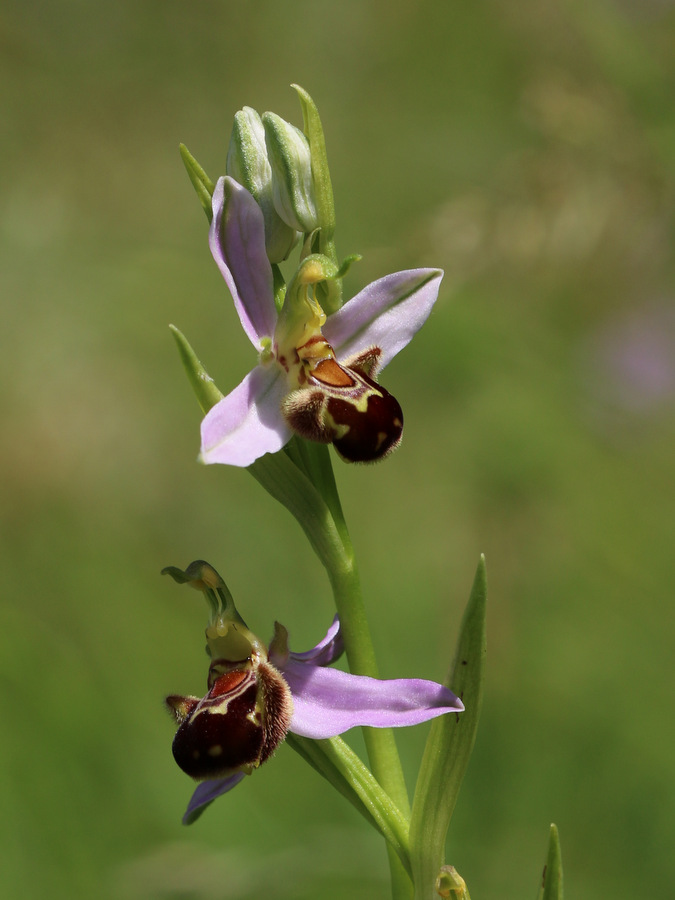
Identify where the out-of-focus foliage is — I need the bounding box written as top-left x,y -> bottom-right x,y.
2,1 -> 674,898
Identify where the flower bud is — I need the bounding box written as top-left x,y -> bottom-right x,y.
226,107 -> 299,263
263,111 -> 319,234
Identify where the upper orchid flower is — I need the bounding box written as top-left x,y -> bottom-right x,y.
163,562 -> 463,823
200,175 -> 443,466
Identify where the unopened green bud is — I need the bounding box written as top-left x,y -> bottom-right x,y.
263,111 -> 319,234
227,107 -> 299,263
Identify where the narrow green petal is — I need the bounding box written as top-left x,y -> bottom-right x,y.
538,824 -> 564,900
409,556 -> 487,900
169,324 -> 224,415
179,143 -> 215,222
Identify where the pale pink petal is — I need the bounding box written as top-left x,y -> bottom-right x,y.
280,659 -> 463,739
285,615 -> 344,667
323,269 -> 443,369
209,176 -> 278,347
200,364 -> 292,467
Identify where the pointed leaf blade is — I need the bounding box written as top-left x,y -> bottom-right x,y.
169,324 -> 224,414
409,556 -> 487,899
539,823 -> 564,900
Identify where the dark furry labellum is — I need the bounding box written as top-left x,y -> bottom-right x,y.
166,655 -> 293,781
283,342 -> 404,463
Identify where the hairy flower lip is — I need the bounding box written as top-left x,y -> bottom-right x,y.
179,614 -> 463,824
199,176 -> 443,467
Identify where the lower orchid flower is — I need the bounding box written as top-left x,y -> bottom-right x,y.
200,175 -> 443,466
163,561 -> 463,824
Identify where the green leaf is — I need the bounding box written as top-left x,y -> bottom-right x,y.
287,734 -> 412,877
538,824 -> 564,900
179,143 -> 216,222
168,324 -> 224,415
408,556 -> 487,900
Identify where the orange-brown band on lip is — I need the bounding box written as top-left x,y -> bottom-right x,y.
311,358 -> 356,388
209,668 -> 249,697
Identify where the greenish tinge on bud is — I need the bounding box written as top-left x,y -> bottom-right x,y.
263,111 -> 319,235
227,108 -> 270,198
180,144 -> 216,223
169,324 -> 224,415
537,824 -> 564,900
162,560 -> 265,663
227,107 -> 299,263
409,556 -> 487,900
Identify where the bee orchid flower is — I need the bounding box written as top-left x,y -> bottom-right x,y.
200,176 -> 443,466
164,562 -> 463,824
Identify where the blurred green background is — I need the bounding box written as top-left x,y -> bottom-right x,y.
2,1 -> 675,897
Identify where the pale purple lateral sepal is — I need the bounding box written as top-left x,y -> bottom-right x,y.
288,615 -> 343,667
183,772 -> 246,825
210,177 -> 278,347
324,269 -> 443,369
281,660 -> 464,740
200,365 -> 292,467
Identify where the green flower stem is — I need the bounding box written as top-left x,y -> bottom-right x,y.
284,443 -> 411,811
288,441 -> 413,900
326,559 -> 410,806
252,445 -> 411,812
327,557 -> 414,900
